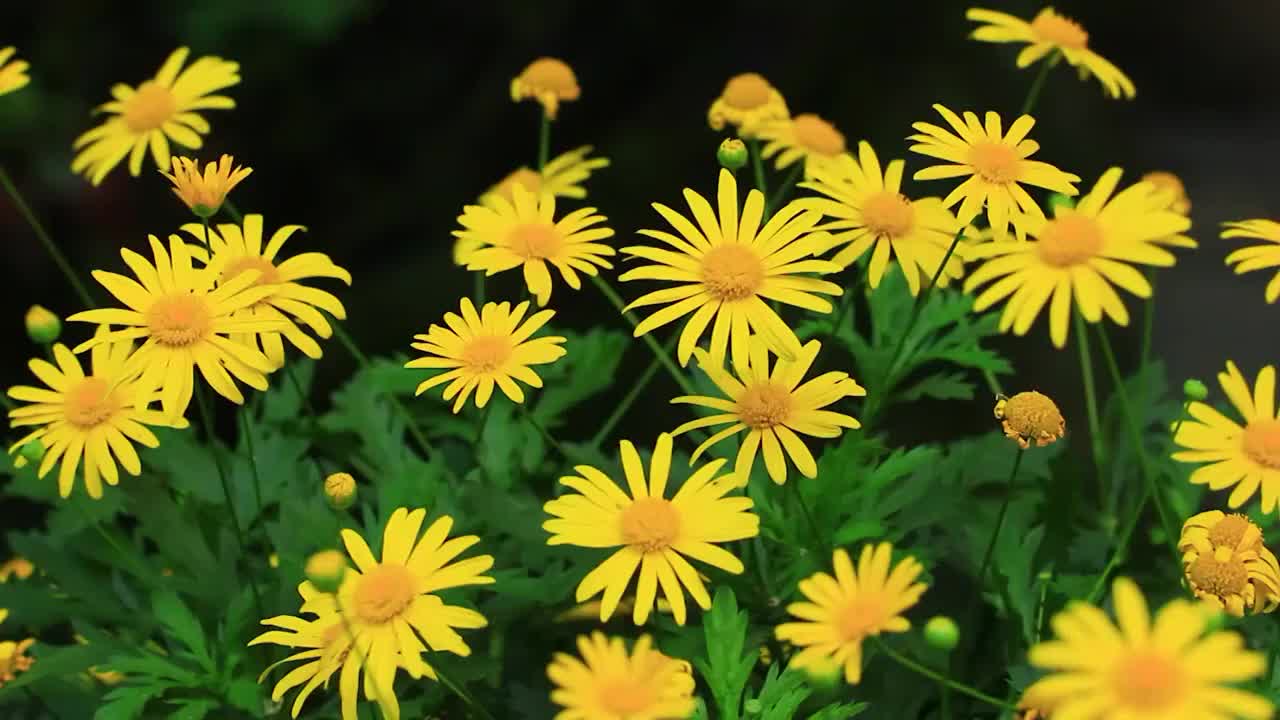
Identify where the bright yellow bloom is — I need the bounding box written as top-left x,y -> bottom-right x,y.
622,168 -> 841,371
161,154 -> 251,217
406,297 -> 566,413
707,72 -> 789,138
673,340 -> 863,485
6,336 -> 186,498
68,235 -> 282,418
967,7 -> 1136,100
0,638 -> 34,688
182,214 -> 351,369
0,558 -> 33,582
454,185 -> 615,307
994,390 -> 1065,448
1174,361 -> 1280,513
797,141 -> 964,292
963,168 -> 1187,348
1223,219 -> 1280,304
775,543 -> 927,684
1023,577 -> 1273,720
511,57 -> 579,119
0,47 -> 31,96
543,433 -> 759,625
909,104 -> 1081,241
755,113 -> 847,178
1142,171 -> 1191,215
72,48 -> 239,185
251,613 -> 385,719
1179,510 -> 1280,617
548,632 -> 696,720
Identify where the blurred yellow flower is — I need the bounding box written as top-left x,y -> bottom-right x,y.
0,638 -> 34,688
1223,219 -> 1280,304
0,47 -> 30,96
1179,510 -> 1280,616
994,390 -> 1064,449
548,632 -> 696,720
511,57 -> 579,119
1141,170 -> 1191,215
756,113 -> 847,178
0,558 -> 33,582
161,154 -> 251,217
707,72 -> 789,137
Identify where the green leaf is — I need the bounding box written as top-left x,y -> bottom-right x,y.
94,685 -> 167,720
152,591 -> 213,671
809,701 -> 870,719
532,328 -> 629,424
262,358 -> 315,423
100,654 -> 199,685
477,399 -> 545,489
166,698 -> 218,720
693,588 -> 756,720
0,644 -> 111,699
754,665 -> 810,720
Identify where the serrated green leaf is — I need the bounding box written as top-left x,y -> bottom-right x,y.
808,701 -> 869,719
262,358 -> 315,423
532,328 -> 629,425
166,698 -> 218,720
694,588 -> 756,720
94,685 -> 166,720
152,591 -> 212,670
754,665 -> 810,720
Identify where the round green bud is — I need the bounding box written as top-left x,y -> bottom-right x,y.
18,438 -> 45,465
717,138 -> 749,171
743,699 -> 763,716
304,550 -> 348,594
323,472 -> 357,511
1047,192 -> 1076,213
800,656 -> 842,690
24,305 -> 60,344
1183,379 -> 1209,402
923,615 -> 960,651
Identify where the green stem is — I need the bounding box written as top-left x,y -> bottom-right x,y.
239,410 -> 265,519
751,536 -> 775,605
589,275 -> 696,395
981,367 -> 1004,397
748,139 -> 769,196
765,163 -> 802,218
790,481 -> 829,558
1019,51 -> 1058,116
590,334 -> 676,449
938,676 -> 952,720
436,665 -> 498,720
872,638 -> 1017,711
284,364 -> 317,417
974,448 -> 1023,602
521,403 -> 569,460
821,288 -> 854,352
537,114 -> 551,172
473,271 -> 485,306
222,199 -> 245,223
1073,310 -> 1107,483
1139,270 -> 1155,371
0,163 -> 95,308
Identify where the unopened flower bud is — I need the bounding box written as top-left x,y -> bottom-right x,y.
1047,192 -> 1076,213
24,305 -> 59,344
1183,379 -> 1208,402
717,138 -> 748,171
304,550 -> 347,594
924,615 -> 960,651
323,472 -> 357,510
18,439 -> 44,465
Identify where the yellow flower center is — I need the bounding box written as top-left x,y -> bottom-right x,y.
64,377 -> 119,429
737,382 -> 793,429
1031,9 -> 1090,50
862,192 -> 915,238
701,244 -> 765,301
520,58 -> 578,97
998,391 -> 1065,441
791,114 -> 846,157
1242,419 -> 1280,470
598,677 -> 657,716
1036,213 -> 1104,267
968,142 -> 1020,184
494,168 -> 542,202
146,294 -> 212,347
621,498 -> 681,553
461,335 -> 513,373
1209,514 -> 1257,548
723,73 -> 772,110
223,256 -> 282,287
1112,651 -> 1185,711
508,223 -> 564,261
353,564 -> 415,624
1189,551 -> 1250,597
837,594 -> 886,642
123,81 -> 177,132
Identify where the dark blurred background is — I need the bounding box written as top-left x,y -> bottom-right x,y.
1,1 -> 1277,454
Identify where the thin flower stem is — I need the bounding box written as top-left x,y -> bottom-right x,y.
766,163 -> 802,218
872,638 -> 1017,711
0,393 -> 13,411
520,403 -> 570,460
1073,310 -> 1107,484
0,163 -> 96,308
751,535 -> 775,604
981,367 -> 1004,397
589,275 -> 697,396
938,676 -> 952,720
473,270 -> 485,306
790,481 -> 829,558
1019,52 -> 1058,116
284,363 -> 317,417
821,288 -> 854,353
223,199 -> 245,223
1139,270 -> 1156,371
537,114 -> 551,172
590,334 -> 676,450
239,410 -> 265,519
436,665 -> 498,720
748,139 -> 769,197
974,448 -> 1024,605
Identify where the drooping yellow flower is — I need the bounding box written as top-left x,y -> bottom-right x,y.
707,72 -> 789,138
1223,219 -> 1280,304
0,638 -> 34,688
511,57 -> 580,119
963,168 -> 1187,348
543,433 -> 759,625
182,214 -> 351,369
6,335 -> 187,498
548,632 -> 696,720
406,297 -> 566,413
967,7 -> 1136,100
797,141 -> 964,293
1179,510 -> 1280,617
755,113 -> 847,178
0,557 -> 33,582
622,168 -> 841,371
454,185 -> 615,307
775,543 -> 927,685
72,48 -> 240,185
672,340 -> 863,485
68,235 -> 282,418
909,104 -> 1081,241
1023,577 -> 1273,720
0,47 -> 31,96
251,615 -> 382,720
161,154 -> 252,217
994,390 -> 1065,449
1174,361 -> 1280,513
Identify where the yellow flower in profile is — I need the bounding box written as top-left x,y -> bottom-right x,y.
1179,510 -> 1280,617
72,48 -> 240,185
161,154 -> 252,217
1173,361 -> 1280,513
994,390 -> 1064,449
0,47 -> 31,96
0,638 -> 34,688
6,336 -> 187,498
1023,577 -> 1273,720
756,113 -> 847,178
963,168 -> 1187,348
707,72 -> 789,138
511,57 -> 579,119
182,214 -> 351,369
622,168 -> 841,371
775,543 -> 927,684
797,141 -> 964,292
251,615 -> 379,720
543,433 -> 759,625
454,185 -> 615,306
909,104 -> 1081,241
967,7 -> 1136,100
548,632 -> 696,720
673,340 -> 864,485
0,557 -> 33,582
1223,219 -> 1280,304
68,235 -> 282,418
406,297 -> 566,413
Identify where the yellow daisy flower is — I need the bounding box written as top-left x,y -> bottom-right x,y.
0,557 -> 33,582
908,104 -> 1081,241
672,340 -> 864,486
548,632 -> 696,720
775,543 -> 927,685
1223,219 -> 1280,304
622,167 -> 842,371
707,72 -> 789,138
161,154 -> 252,217
543,433 -> 759,625
251,615 -> 385,720
963,168 -> 1187,348
0,638 -> 34,688
6,335 -> 187,498
796,141 -> 964,293
1173,361 -> 1280,513
755,113 -> 847,178
72,47 -> 240,185
1023,577 -> 1273,719
181,214 -> 351,370
405,297 -> 566,413
1179,510 -> 1280,617
967,7 -> 1136,100
511,57 -> 579,119
454,185 -> 615,307
0,47 -> 31,96
68,235 -> 282,418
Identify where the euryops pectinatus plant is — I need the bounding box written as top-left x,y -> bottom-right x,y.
1,7 -> 1279,719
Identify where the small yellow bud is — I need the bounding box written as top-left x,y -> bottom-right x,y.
717,138 -> 749,171
304,550 -> 347,594
268,553 -> 279,569
24,305 -> 60,344
323,472 -> 357,510
923,615 -> 960,651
